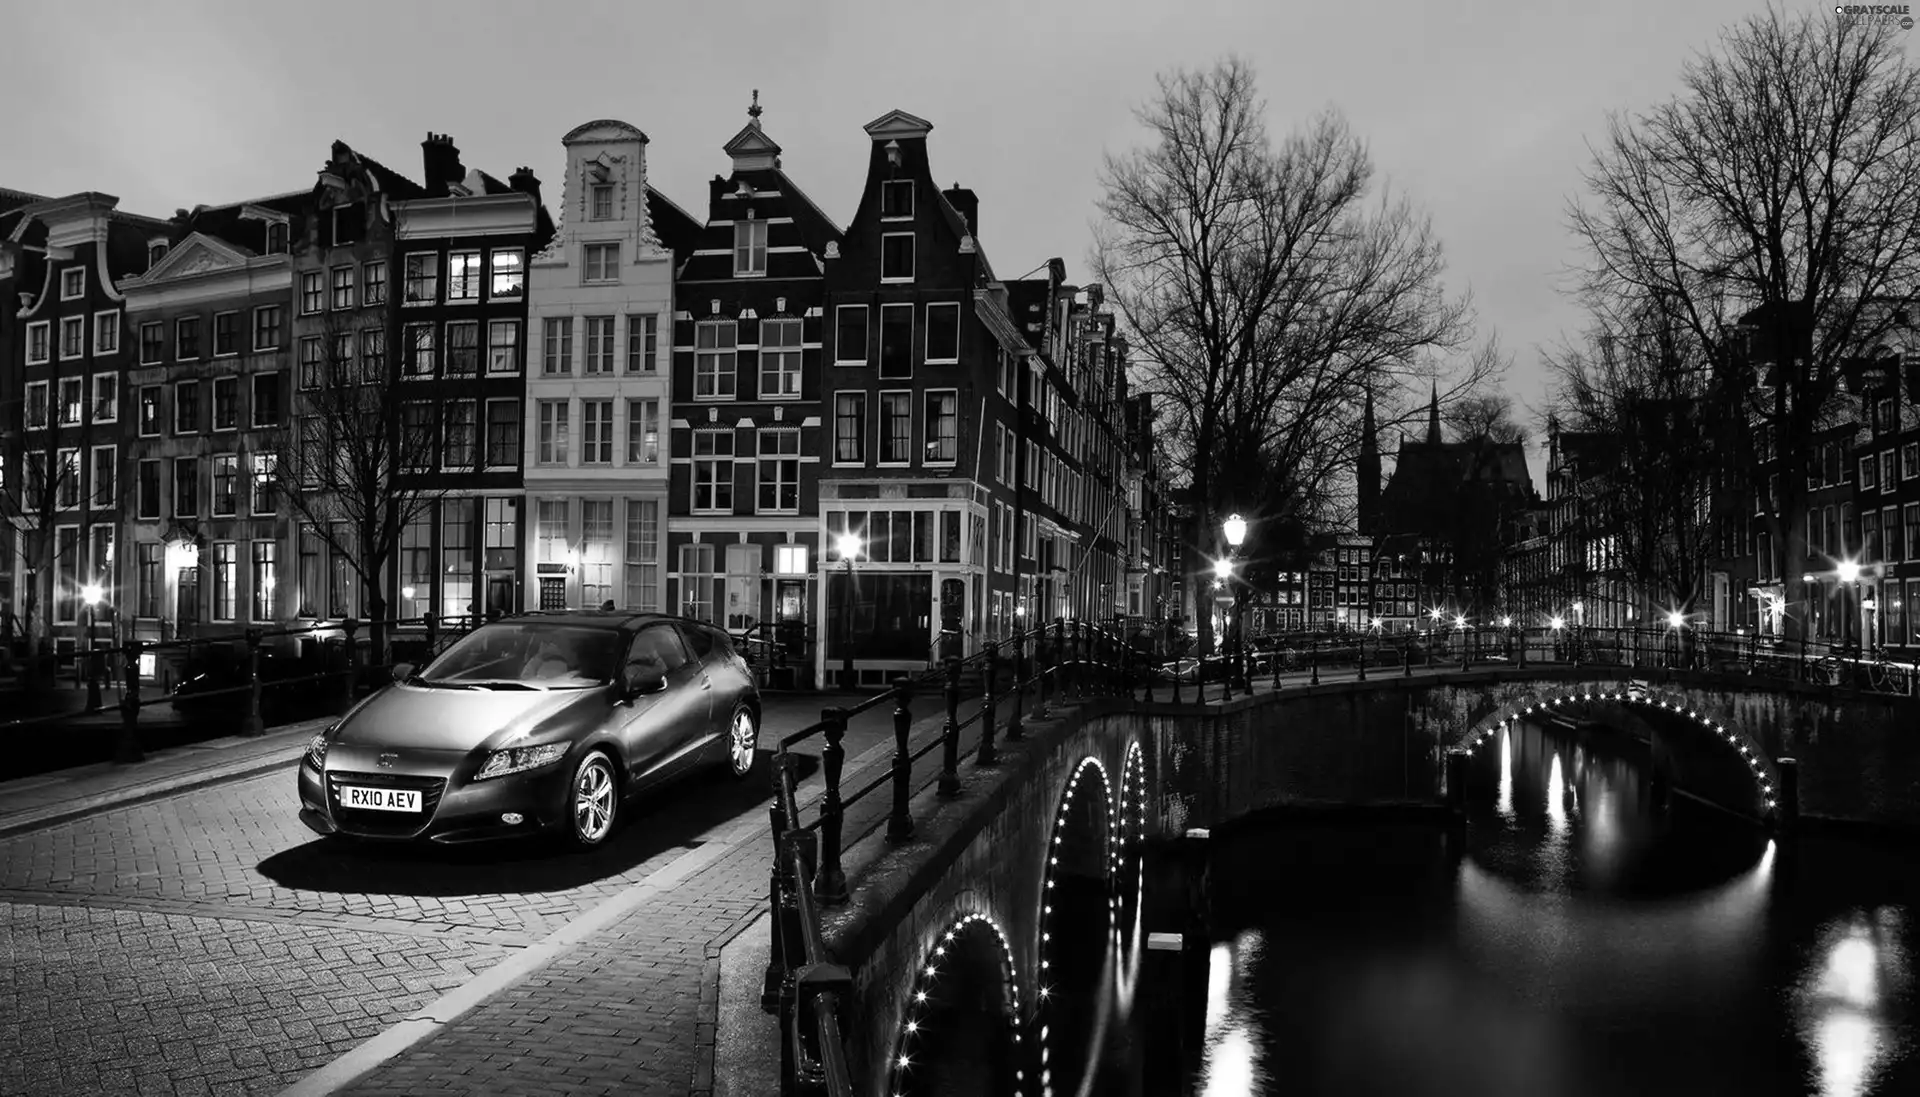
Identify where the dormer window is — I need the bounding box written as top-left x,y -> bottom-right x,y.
147,241 -> 169,269
590,184 -> 614,221
734,218 -> 767,277
266,222 -> 289,254
881,180 -> 913,219
61,268 -> 85,300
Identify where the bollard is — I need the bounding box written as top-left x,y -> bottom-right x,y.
341,617 -> 362,708
1403,637 -> 1413,677
978,643 -> 1000,766
1517,628 -> 1528,669
813,709 -> 850,903
116,640 -> 145,765
938,656 -> 963,798
1310,642 -> 1319,686
1007,631 -> 1027,741
887,678 -> 915,844
86,647 -> 105,712
1773,756 -> 1800,832
242,628 -> 266,737
1357,639 -> 1368,681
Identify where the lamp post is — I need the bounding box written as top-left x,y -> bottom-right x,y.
1222,514 -> 1247,682
1836,558 -> 1862,658
836,533 -> 863,692
81,583 -> 104,711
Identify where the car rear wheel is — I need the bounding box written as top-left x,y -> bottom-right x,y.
726,706 -> 759,779
569,751 -> 619,848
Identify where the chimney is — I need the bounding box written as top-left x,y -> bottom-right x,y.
508,166 -> 541,205
1087,283 -> 1104,313
943,183 -> 978,237
421,132 -> 464,191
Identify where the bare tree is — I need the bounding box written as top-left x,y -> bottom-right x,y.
1094,56 -> 1480,654
1567,4 -> 1920,640
1445,389 -> 1529,447
274,228 -> 441,661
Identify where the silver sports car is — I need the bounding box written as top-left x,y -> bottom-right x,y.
297,611 -> 761,847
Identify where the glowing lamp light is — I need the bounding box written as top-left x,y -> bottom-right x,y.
1666,610 -> 1686,629
1429,608 -> 1443,621
1222,513 -> 1247,548
1549,615 -> 1565,630
1453,615 -> 1467,628
402,586 -> 417,600
80,583 -> 103,606
1213,557 -> 1234,580
1572,600 -> 1584,612
1837,558 -> 1862,583
1500,616 -> 1512,627
836,532 -> 864,562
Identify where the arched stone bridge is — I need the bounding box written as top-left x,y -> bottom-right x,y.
809,665 -> 1919,1095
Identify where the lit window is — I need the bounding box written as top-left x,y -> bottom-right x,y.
491,249 -> 525,298
447,250 -> 482,301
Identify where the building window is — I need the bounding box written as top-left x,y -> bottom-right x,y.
1883,450 -> 1899,491
626,398 -> 659,464
491,249 -> 525,299
536,497 -> 570,571
330,332 -> 355,385
679,544 -> 716,621
331,206 -> 358,247
881,180 -> 913,219
251,542 -> 277,621
253,453 -> 276,513
298,337 -> 323,388
53,527 -> 78,622
879,304 -> 913,379
26,321 -> 49,364
590,184 -> 614,221
834,392 -> 866,464
137,542 -> 162,618
174,380 -> 200,434
137,459 -> 161,519
543,317 -> 573,375
624,499 -> 660,611
442,498 -> 474,619
757,429 -> 801,514
485,399 -> 521,468
925,302 -> 960,363
485,319 -> 521,374
1907,503 -> 1920,563
172,314 -> 208,362
266,222 -> 289,254
398,510 -> 432,618
759,318 -> 802,398
253,306 -> 282,351
58,381 -> 82,427
360,328 -> 386,384
405,323 -> 435,378
734,219 -> 768,276
1887,505 -> 1906,564
692,431 -> 735,513
1905,442 -> 1920,482
835,306 -> 869,365
538,400 -> 570,464
300,271 -> 325,314
92,374 -> 117,422
444,401 -> 478,468
581,500 -> 615,608
582,400 -> 614,464
136,386 -> 159,436
583,242 -> 619,283
174,458 -> 199,517
212,455 -> 239,516
139,321 -> 164,363
401,403 -> 435,471
212,377 -> 238,430
62,267 -> 85,299
924,390 -> 958,464
404,252 -> 439,304
447,250 -> 482,301
1861,455 -> 1878,491
445,321 -> 479,376
94,310 -> 120,355
584,316 -> 615,374
328,521 -> 357,617
881,232 -> 914,282
331,265 -> 355,310
252,373 -> 281,428
212,542 -> 237,622
695,320 -> 738,399
363,261 -> 387,305
91,446 -> 116,507
626,313 -> 658,373
879,392 -> 912,464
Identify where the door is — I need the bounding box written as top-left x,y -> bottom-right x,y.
940,578 -> 966,660
176,567 -> 200,631
486,575 -> 515,620
613,624 -> 709,781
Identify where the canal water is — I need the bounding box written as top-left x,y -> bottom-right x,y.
1198,717 -> 1919,1097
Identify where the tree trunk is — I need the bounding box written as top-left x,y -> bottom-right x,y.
1192,509 -> 1216,659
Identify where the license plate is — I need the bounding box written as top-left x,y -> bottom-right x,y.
340,786 -> 421,812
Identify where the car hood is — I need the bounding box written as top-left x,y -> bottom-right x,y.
333,683 -> 604,752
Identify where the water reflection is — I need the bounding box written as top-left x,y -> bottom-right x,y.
1196,713 -> 1919,1096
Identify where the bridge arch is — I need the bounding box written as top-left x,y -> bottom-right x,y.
887,910 -> 1025,1096
1037,756 -> 1114,1097
1456,686 -> 1781,818
1113,741 -> 1148,975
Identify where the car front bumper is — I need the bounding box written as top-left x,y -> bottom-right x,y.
298,747 -> 575,844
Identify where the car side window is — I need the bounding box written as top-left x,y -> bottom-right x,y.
681,623 -> 716,661
626,625 -> 692,678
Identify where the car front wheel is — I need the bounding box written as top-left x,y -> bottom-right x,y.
568,751 -> 619,848
726,706 -> 759,779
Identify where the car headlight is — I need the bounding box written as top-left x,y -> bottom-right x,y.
474,743 -> 570,781
305,727 -> 334,768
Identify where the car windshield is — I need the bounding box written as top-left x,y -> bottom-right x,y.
420,623 -> 621,687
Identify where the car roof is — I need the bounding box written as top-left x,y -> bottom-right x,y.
484,610 -> 720,633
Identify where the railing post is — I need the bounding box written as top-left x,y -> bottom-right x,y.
1309,640 -> 1319,686
887,678 -> 915,844
939,656 -> 963,798
813,711 -> 850,904
1403,636 -> 1413,677
1170,641 -> 1184,703
341,617 -> 361,707
1517,627 -> 1528,669
1357,636 -> 1368,681
85,646 -> 105,712
1007,631 -> 1026,741
424,611 -> 438,654
242,628 -> 266,737
116,640 -> 144,765
978,643 -> 1000,766
762,773 -> 792,1012
1055,617 -> 1069,702
1461,631 -> 1470,673
1033,627 -> 1053,720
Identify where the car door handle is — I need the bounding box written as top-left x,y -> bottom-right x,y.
699,675 -> 711,690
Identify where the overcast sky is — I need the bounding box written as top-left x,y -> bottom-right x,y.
4,0 -> 1792,475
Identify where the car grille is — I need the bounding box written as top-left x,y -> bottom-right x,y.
326,770 -> 447,837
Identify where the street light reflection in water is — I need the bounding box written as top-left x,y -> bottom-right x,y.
1797,908 -> 1912,1097
1198,930 -> 1270,1097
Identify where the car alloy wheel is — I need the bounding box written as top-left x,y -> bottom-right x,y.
570,752 -> 618,847
727,707 -> 759,778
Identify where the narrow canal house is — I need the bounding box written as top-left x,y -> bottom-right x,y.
0,192 -> 170,669
817,109 -> 1038,686
116,194 -> 303,657
665,95 -> 841,683
525,119 -> 699,616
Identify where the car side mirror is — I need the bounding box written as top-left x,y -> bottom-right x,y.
392,663 -> 415,684
622,664 -> 667,698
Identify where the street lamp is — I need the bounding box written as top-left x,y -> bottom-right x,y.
1220,514 -> 1248,684
81,583 -> 104,710
836,533 -> 863,691
1836,557 -> 1862,655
